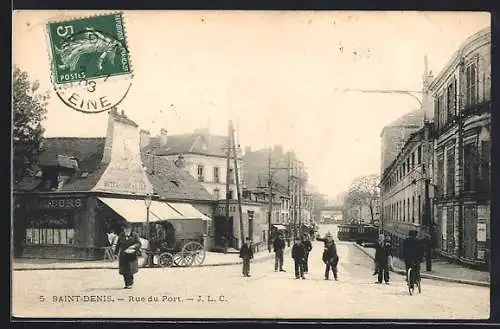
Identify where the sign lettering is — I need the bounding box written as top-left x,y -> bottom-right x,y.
27,198 -> 82,210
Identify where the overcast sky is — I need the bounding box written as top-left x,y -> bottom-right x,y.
13,10 -> 490,199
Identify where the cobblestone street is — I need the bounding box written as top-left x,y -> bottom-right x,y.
12,227 -> 489,319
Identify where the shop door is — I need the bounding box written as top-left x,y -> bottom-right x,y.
463,206 -> 477,260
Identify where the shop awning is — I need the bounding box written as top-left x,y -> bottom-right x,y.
98,197 -> 155,223
98,198 -> 188,223
273,224 -> 287,230
168,202 -> 212,221
149,201 -> 186,221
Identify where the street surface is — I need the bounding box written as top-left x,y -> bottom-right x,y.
12,225 -> 489,319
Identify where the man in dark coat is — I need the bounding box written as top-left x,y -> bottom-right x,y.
239,237 -> 254,277
403,230 -> 424,282
273,233 -> 286,272
317,232 -> 339,280
291,238 -> 306,279
114,222 -> 142,289
374,234 -> 393,284
302,234 -> 313,273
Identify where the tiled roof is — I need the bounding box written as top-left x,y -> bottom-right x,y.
15,137 -> 108,192
141,153 -> 215,202
143,131 -> 231,158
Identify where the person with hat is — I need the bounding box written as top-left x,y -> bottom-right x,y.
291,236 -> 307,279
403,230 -> 424,281
316,232 -> 339,280
374,233 -> 393,284
302,233 -> 313,274
114,222 -> 142,289
239,237 -> 254,277
272,233 -> 286,272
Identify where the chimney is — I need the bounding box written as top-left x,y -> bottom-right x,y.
422,55 -> 435,123
159,128 -> 168,146
140,129 -> 151,149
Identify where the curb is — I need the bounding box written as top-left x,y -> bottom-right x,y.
353,243 -> 490,288
13,249 -> 288,272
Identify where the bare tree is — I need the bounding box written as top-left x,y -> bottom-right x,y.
344,174 -> 380,223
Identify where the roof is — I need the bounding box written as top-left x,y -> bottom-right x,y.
386,109 -> 425,127
141,153 -> 215,201
143,130 -> 233,158
15,137 -> 108,192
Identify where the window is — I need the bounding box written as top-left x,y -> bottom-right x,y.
446,79 -> 457,121
417,195 -> 421,224
446,149 -> 455,196
197,165 -> 204,182
465,63 -> 478,106
213,167 -> 220,183
411,152 -> 415,169
228,190 -> 234,200
25,211 -> 74,245
412,196 -> 415,223
437,93 -> 446,129
213,188 -> 220,199
479,140 -> 491,192
464,142 -> 478,191
403,199 -> 406,222
407,198 -> 410,223
436,154 -> 444,197
417,146 -> 422,164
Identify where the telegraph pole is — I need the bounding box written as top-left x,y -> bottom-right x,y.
230,121 -> 245,247
224,121 -> 231,253
267,147 -> 273,252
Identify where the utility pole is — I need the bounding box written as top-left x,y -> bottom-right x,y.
224,121 -> 231,253
267,147 -> 273,252
230,121 -> 245,247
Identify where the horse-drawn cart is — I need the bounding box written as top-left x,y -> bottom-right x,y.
140,219 -> 206,268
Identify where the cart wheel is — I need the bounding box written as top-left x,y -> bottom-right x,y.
181,241 -> 206,266
173,252 -> 193,267
158,252 -> 174,267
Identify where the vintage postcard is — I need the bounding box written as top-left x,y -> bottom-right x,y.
12,10 -> 491,319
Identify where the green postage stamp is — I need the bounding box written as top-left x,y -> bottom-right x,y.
46,12 -> 133,114
47,12 -> 132,86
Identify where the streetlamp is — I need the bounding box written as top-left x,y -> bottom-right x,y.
144,193 -> 152,241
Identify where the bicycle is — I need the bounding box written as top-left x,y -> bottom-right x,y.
406,261 -> 422,296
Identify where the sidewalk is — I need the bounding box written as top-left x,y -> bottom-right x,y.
353,243 -> 490,287
12,247 -> 290,271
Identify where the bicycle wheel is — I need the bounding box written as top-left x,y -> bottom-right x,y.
407,268 -> 413,295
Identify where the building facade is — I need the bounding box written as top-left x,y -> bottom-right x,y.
141,128 -> 243,202
428,27 -> 491,267
14,110 -> 217,260
380,123 -> 435,257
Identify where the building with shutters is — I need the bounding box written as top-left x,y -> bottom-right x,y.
429,27 -> 491,268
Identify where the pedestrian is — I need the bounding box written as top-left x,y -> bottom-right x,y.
239,237 -> 254,277
372,234 -> 384,276
317,232 -> 339,280
273,233 -> 286,272
374,233 -> 393,284
114,222 -> 142,289
403,230 -> 424,282
291,237 -> 306,279
302,233 -> 313,273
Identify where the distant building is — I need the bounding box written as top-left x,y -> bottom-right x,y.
141,128 -> 243,202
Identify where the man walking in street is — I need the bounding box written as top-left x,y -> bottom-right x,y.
239,237 -> 254,277
318,232 -> 339,280
291,237 -> 306,279
374,234 -> 393,284
273,233 -> 286,272
114,222 -> 142,289
403,230 -> 424,282
302,233 -> 313,274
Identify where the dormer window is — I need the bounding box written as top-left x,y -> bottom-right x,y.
35,170 -> 42,178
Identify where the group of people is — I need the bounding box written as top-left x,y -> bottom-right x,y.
372,229 -> 424,285
239,231 -> 340,281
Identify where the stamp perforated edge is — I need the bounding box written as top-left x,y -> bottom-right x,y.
44,11 -> 134,91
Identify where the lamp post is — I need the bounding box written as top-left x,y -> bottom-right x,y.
144,193 -> 152,241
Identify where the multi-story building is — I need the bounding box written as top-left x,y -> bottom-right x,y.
428,27 -> 491,268
380,122 -> 434,257
140,128 -> 243,202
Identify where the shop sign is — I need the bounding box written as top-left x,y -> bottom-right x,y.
27,198 -> 82,210
477,223 -> 487,242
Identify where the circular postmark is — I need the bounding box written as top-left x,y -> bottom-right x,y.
47,13 -> 133,114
